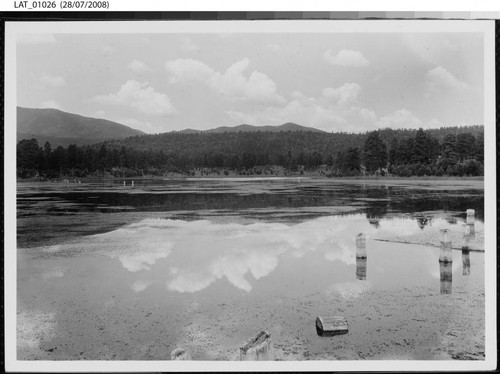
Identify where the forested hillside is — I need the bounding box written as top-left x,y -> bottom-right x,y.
17,125 -> 484,179
17,107 -> 144,147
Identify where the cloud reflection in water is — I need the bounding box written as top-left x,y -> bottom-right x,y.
85,214 -> 467,294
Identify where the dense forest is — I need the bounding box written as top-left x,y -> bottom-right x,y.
17,126 -> 484,179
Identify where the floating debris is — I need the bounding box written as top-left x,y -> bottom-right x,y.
315,316 -> 348,337
239,331 -> 272,361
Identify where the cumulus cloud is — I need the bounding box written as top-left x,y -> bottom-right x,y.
92,80 -> 178,116
131,280 -> 153,293
165,57 -> 285,105
324,49 -> 370,68
39,73 -> 66,87
17,33 -> 56,44
128,60 -> 152,74
377,109 -> 444,130
118,251 -> 170,272
377,109 -> 423,129
425,66 -> 469,94
324,243 -> 356,265
322,83 -> 361,105
226,83 -> 377,132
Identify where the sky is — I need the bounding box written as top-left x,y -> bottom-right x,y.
16,26 -> 485,134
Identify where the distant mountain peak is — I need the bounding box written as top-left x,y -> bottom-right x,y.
176,122 -> 326,134
17,106 -> 144,147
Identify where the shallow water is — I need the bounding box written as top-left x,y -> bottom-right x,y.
16,178 -> 485,360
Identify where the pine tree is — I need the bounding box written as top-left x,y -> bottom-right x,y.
363,131 -> 387,173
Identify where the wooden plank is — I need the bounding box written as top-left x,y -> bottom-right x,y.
239,331 -> 272,361
316,316 -> 348,337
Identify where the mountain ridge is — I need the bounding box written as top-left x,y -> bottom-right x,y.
176,122 -> 326,134
17,106 -> 144,147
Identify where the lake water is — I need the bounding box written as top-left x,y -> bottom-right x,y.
16,178 -> 485,360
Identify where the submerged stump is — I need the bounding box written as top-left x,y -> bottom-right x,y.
316,316 -> 349,337
171,347 -> 191,360
239,331 -> 272,361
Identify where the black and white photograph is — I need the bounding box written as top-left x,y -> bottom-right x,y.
3,16 -> 497,372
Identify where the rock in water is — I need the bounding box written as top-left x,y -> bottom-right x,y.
239,331 -> 272,360
316,316 -> 349,337
171,347 -> 191,360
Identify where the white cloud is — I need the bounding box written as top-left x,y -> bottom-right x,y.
165,57 -> 285,105
17,34 -> 56,44
226,83 -> 378,132
425,66 -> 469,94
180,36 -> 199,52
324,243 -> 356,265
377,109 -> 422,129
39,73 -> 66,87
165,58 -> 215,84
118,251 -> 169,272
377,109 -> 444,130
324,49 -> 370,68
322,83 -> 361,105
93,80 -> 178,116
128,60 -> 152,74
131,280 -> 153,293
39,100 -> 61,109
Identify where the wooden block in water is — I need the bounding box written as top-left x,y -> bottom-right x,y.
316,316 -> 348,337
171,347 -> 191,360
239,331 -> 272,361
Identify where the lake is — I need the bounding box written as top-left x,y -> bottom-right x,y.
16,177 -> 485,360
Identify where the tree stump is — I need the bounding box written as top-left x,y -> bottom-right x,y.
171,347 -> 191,360
239,331 -> 272,361
316,316 -> 348,337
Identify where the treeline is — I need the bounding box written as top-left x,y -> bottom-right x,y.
17,126 -> 484,179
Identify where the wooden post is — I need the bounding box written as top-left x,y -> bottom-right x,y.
355,233 -> 367,258
467,223 -> 475,237
439,229 -> 452,263
315,316 -> 349,337
461,224 -> 471,276
171,347 -> 191,360
462,249 -> 470,276
439,260 -> 452,294
356,257 -> 367,280
466,209 -> 475,224
239,331 -> 272,361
